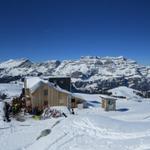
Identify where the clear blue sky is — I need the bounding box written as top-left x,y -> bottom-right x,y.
0,0 -> 150,65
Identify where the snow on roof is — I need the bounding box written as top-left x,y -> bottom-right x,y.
25,77 -> 43,89
30,81 -> 46,93
100,94 -> 117,100
26,77 -> 71,95
26,77 -> 86,100
71,93 -> 86,100
49,83 -> 71,95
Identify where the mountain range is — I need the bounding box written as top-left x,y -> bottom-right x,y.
0,56 -> 150,93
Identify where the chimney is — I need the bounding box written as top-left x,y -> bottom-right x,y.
24,77 -> 27,89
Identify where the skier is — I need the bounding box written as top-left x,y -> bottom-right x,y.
3,102 -> 11,122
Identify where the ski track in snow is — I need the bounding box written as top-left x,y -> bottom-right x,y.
72,117 -> 150,140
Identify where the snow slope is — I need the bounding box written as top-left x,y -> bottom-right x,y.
24,98 -> 150,150
0,89 -> 150,150
108,86 -> 142,99
0,83 -> 23,99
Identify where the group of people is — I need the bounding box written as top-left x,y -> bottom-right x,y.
2,98 -> 75,122
3,98 -> 25,122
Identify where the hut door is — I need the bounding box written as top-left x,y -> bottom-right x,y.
71,98 -> 76,108
108,100 -> 114,110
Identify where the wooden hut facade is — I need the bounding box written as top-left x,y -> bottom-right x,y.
24,77 -> 84,111
100,95 -> 117,111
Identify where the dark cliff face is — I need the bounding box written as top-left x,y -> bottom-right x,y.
0,56 -> 149,93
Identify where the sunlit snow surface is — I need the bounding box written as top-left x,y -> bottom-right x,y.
0,86 -> 150,150
0,83 -> 22,99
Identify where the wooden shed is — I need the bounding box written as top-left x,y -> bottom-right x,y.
100,95 -> 117,111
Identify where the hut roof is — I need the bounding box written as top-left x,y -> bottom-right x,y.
25,77 -> 45,89
71,93 -> 86,101
25,77 -> 70,95
100,94 -> 117,101
25,77 -> 85,101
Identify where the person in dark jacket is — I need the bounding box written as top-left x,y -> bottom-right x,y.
71,108 -> 75,115
3,102 -> 11,122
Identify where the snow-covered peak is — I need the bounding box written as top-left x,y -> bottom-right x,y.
0,58 -> 33,69
80,56 -> 100,60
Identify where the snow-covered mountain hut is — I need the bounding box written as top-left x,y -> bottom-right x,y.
24,77 -> 84,112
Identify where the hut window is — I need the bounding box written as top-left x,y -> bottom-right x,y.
43,89 -> 48,96
71,98 -> 75,103
108,100 -> 113,105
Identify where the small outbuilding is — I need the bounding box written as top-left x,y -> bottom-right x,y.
100,95 -> 117,111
